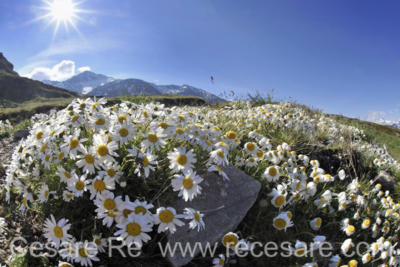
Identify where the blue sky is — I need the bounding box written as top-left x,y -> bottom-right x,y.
1,0 -> 400,121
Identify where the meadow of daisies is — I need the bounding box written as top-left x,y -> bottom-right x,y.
1,98 -> 400,267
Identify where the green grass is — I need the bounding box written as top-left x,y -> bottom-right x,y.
331,114 -> 400,161
0,97 -> 75,123
0,95 -> 208,124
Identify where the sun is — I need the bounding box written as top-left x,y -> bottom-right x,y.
48,0 -> 77,22
36,0 -> 87,36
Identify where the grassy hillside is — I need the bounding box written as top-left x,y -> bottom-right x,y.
0,95 -> 207,123
3,99 -> 400,267
331,114 -> 400,161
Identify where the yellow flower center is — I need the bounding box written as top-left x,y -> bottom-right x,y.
118,115 -> 127,123
93,180 -> 106,191
296,248 -> 306,256
268,167 -> 277,177
36,130 -> 44,140
226,131 -> 236,139
182,177 -> 194,189
316,218 -> 322,227
158,122 -> 168,129
347,225 -> 355,234
45,154 -> 51,161
44,190 -> 49,198
274,218 -> 287,229
85,154 -> 95,164
135,206 -> 147,215
176,154 -> 188,166
95,118 -> 105,125
348,259 -> 358,267
72,115 -> 79,122
40,144 -> 47,153
363,219 -> 370,227
79,248 -> 88,258
64,172 -> 71,179
217,150 -> 225,158
107,169 -> 116,177
53,226 -> 63,238
223,234 -> 238,248
176,128 -> 184,134
119,128 -> 129,137
274,195 -> 285,207
126,222 -> 141,236
246,142 -> 256,151
159,210 -> 174,223
148,134 -> 158,143
103,199 -> 116,210
256,149 -> 264,158
58,152 -> 64,160
123,209 -> 133,218
69,138 -> 79,149
142,157 -> 149,167
194,212 -> 200,222
75,181 -> 84,191
96,144 -> 109,157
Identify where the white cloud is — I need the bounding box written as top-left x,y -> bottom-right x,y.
78,66 -> 91,73
366,110 -> 386,123
24,60 -> 91,81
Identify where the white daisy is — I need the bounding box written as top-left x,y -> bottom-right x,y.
88,174 -> 115,200
67,173 -> 89,197
44,215 -> 72,248
19,191 -> 33,212
93,233 -> 107,253
154,207 -> 184,234
38,184 -> 54,203
114,214 -> 153,248
134,152 -> 158,178
183,208 -> 205,231
72,240 -> 99,267
171,170 -> 203,201
112,121 -> 135,144
208,164 -> 230,180
76,147 -> 101,174
61,131 -> 86,159
141,130 -> 167,152
93,134 -> 118,163
94,192 -> 122,227
168,147 -> 197,173
212,254 -> 226,267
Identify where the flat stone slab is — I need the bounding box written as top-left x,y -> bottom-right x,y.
167,165 -> 261,267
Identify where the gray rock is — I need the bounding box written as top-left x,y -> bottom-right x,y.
375,170 -> 396,191
13,129 -> 29,141
167,165 -> 261,267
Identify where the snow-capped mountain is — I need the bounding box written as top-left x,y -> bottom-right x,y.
43,70 -> 225,103
44,71 -> 115,94
90,78 -> 161,97
371,118 -> 400,129
156,84 -> 224,103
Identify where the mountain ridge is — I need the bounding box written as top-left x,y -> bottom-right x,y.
42,70 -> 225,103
